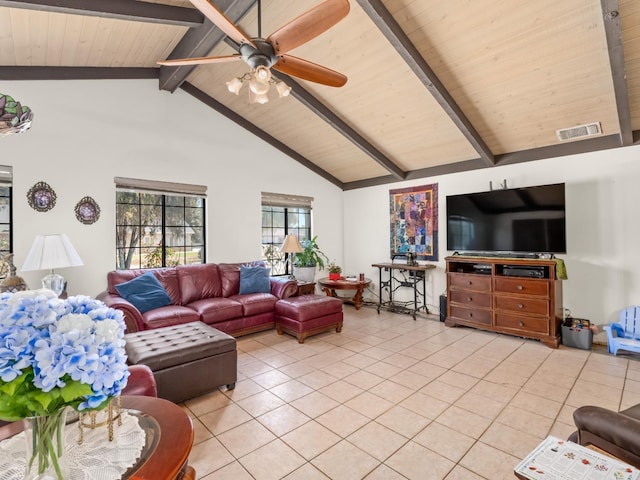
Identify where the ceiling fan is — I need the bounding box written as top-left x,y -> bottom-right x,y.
158,0 -> 350,103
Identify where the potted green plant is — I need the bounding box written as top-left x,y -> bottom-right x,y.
293,235 -> 329,282
328,262 -> 342,281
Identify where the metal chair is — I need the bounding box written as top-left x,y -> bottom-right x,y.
604,306 -> 640,355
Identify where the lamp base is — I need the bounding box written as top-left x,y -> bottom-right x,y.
41,272 -> 65,297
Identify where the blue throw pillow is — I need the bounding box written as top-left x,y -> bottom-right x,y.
239,266 -> 271,294
115,271 -> 173,313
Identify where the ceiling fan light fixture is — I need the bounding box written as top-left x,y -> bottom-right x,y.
226,77 -> 243,95
276,81 -> 292,98
255,65 -> 272,82
249,89 -> 269,105
249,73 -> 271,95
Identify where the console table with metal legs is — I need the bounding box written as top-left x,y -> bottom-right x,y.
371,263 -> 436,319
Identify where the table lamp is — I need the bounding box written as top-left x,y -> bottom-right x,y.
21,234 -> 84,296
280,234 -> 302,279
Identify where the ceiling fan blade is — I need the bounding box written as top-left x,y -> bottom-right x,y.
274,55 -> 347,87
157,54 -> 242,66
189,0 -> 256,47
267,0 -> 350,55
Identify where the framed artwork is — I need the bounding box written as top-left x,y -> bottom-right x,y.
389,183 -> 438,261
27,181 -> 57,212
74,196 -> 100,225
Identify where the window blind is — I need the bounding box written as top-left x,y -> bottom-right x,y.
115,177 -> 206,197
261,192 -> 313,209
0,166 -> 12,186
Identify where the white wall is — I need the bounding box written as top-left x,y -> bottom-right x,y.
344,145 -> 640,343
2,80 -> 343,295
4,79 -> 638,345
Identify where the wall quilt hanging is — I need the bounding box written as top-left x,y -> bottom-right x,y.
389,183 -> 439,261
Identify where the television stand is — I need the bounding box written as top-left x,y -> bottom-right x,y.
445,256 -> 564,348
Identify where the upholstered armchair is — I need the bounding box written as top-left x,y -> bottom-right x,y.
122,364 -> 158,397
569,403 -> 640,468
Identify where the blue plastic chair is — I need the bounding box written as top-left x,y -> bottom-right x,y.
604,306 -> 640,355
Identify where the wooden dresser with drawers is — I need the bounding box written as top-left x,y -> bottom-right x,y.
445,256 -> 563,348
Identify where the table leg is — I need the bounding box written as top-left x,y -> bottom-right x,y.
321,287 -> 337,298
413,275 -> 418,320
377,267 -> 382,314
352,287 -> 364,310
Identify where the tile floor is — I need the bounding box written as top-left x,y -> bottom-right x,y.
182,306 -> 640,480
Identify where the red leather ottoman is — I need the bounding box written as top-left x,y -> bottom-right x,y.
125,322 -> 237,403
275,295 -> 343,343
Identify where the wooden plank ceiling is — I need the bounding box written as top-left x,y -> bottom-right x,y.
0,0 -> 637,189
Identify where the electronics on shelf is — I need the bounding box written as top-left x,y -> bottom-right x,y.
502,265 -> 546,278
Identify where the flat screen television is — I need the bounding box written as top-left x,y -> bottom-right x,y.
446,183 -> 566,255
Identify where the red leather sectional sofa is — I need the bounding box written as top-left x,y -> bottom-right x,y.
97,261 -> 297,335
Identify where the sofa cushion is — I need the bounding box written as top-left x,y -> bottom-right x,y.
186,297 -> 244,324
239,266 -> 270,294
209,312 -> 274,336
108,268 -> 182,305
177,263 -> 222,304
141,305 -> 200,330
231,293 -> 278,316
115,271 -> 173,313
219,261 -> 265,297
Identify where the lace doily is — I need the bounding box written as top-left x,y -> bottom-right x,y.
0,411 -> 145,480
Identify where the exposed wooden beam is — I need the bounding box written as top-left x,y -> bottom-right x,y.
0,66 -> 157,80
275,73 -> 406,180
159,0 -> 256,93
496,134 -> 621,166
180,82 -> 344,189
0,0 -> 203,27
342,134 -> 624,190
356,0 -> 495,167
601,0 -> 633,146
343,159 -> 488,191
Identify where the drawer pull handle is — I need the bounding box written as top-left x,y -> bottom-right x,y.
468,313 -> 473,318
468,281 -> 473,285
468,297 -> 473,302
518,303 -> 524,309
518,321 -> 524,327
517,285 -> 523,290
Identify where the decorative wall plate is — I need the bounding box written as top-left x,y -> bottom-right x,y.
75,196 -> 100,225
27,181 -> 56,212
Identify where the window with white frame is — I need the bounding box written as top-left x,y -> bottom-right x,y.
261,192 -> 312,276
115,177 -> 206,270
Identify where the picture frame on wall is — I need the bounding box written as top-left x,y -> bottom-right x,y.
74,196 -> 100,225
27,181 -> 56,212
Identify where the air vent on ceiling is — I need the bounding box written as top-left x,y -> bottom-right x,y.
556,122 -> 602,142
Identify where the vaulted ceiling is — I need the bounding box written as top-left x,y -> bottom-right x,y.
1,0 -> 638,190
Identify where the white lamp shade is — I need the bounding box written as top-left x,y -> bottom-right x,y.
21,234 -> 84,271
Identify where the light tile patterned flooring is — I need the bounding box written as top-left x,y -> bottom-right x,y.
182,306 -> 640,480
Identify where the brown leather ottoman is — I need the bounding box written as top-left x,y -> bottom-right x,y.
275,294 -> 343,343
125,322 -> 237,403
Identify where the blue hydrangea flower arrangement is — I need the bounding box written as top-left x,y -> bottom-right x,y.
0,289 -> 130,420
